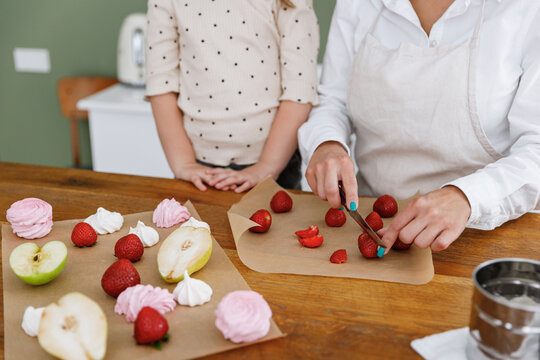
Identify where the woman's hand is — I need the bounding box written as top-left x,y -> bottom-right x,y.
305,141 -> 358,210
205,161 -> 278,193
380,186 -> 471,252
174,163 -> 216,191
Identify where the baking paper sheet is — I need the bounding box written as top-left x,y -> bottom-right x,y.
1,201 -> 283,360
227,178 -> 434,285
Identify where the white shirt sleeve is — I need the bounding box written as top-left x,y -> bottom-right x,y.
297,0 -> 358,164
446,8 -> 540,230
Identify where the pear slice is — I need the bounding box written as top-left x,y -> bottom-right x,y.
158,226 -> 212,283
9,241 -> 67,285
38,292 -> 107,360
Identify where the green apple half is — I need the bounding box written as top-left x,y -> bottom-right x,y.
158,226 -> 212,283
38,292 -> 107,360
9,241 -> 67,285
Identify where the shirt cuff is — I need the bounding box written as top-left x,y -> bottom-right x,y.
145,72 -> 179,98
280,80 -> 319,106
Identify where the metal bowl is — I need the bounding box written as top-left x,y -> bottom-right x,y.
467,258 -> 540,360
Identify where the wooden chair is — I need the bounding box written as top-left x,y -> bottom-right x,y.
57,77 -> 118,168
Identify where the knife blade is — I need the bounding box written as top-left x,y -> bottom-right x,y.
338,183 -> 386,256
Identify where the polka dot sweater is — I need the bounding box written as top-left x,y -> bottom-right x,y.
145,0 -> 319,166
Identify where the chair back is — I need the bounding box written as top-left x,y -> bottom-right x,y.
57,77 -> 118,120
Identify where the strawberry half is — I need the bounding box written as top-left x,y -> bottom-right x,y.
325,208 -> 346,227
115,234 -> 144,262
270,190 -> 293,213
101,259 -> 141,297
134,306 -> 169,347
373,195 -> 398,218
249,209 -> 272,233
330,249 -> 347,264
295,225 -> 319,238
392,238 -> 412,250
71,222 -> 97,247
357,233 -> 378,259
298,234 -> 324,248
365,211 -> 383,231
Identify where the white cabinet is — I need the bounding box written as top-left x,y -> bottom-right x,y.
78,84 -> 174,178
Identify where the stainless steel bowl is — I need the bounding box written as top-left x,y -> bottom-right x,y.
467,258 -> 540,360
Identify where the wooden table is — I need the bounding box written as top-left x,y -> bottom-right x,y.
1,162 -> 539,359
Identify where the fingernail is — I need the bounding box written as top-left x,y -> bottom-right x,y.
338,206 -> 344,210
350,202 -> 357,211
377,247 -> 385,258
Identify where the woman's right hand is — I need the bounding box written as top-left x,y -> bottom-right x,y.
175,163 -> 216,191
305,141 -> 358,210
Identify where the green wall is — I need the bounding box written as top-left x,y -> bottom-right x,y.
0,0 -> 335,168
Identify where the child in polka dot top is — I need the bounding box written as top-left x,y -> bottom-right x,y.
146,0 -> 319,191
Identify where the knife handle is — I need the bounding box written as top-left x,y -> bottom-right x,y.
338,181 -> 347,207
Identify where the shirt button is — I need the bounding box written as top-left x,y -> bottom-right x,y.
430,40 -> 438,47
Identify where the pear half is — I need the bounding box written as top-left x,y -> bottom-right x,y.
38,292 -> 107,360
9,241 -> 67,285
158,226 -> 212,283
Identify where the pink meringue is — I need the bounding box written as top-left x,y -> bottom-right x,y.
114,284 -> 176,322
152,198 -> 190,228
215,290 -> 272,343
6,198 -> 53,239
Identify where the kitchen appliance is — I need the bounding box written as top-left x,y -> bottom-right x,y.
467,258 -> 540,360
117,13 -> 147,87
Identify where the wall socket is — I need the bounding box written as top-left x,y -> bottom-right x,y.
13,48 -> 51,73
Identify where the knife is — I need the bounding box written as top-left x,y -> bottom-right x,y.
338,182 -> 386,258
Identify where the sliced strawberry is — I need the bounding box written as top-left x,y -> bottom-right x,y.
330,249 -> 347,264
298,235 -> 324,248
294,225 -> 319,238
365,211 -> 383,231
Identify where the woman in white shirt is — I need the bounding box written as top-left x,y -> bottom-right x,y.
298,0 -> 540,252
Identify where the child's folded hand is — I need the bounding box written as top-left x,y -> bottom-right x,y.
206,162 -> 278,193
175,163 -> 216,191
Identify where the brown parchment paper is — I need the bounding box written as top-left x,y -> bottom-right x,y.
227,178 -> 434,285
2,201 -> 283,360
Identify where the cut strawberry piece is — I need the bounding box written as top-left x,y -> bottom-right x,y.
373,195 -> 398,218
298,235 -> 324,248
392,238 -> 412,250
294,225 -> 319,238
357,233 -> 378,259
365,211 -> 383,231
330,249 -> 347,264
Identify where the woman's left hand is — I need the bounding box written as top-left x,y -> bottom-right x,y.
205,162 -> 278,193
379,186 -> 471,252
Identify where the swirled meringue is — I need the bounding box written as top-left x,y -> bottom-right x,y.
84,207 -> 123,235
128,221 -> 159,247
152,198 -> 190,228
6,198 -> 53,239
173,270 -> 212,307
180,217 -> 211,232
22,306 -> 44,337
114,284 -> 176,322
215,290 -> 272,343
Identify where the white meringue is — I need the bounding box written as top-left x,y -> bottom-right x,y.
128,221 -> 159,247
22,306 -> 44,337
84,207 -> 124,234
180,217 -> 211,232
173,270 -> 213,307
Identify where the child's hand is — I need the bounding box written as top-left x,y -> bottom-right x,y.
206,162 -> 278,193
175,163 -> 216,191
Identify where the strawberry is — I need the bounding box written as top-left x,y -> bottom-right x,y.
71,222 -> 97,247
298,234 -> 324,248
134,306 -> 169,347
357,233 -> 378,259
365,211 -> 383,231
295,225 -> 319,238
101,259 -> 141,297
392,238 -> 412,250
115,234 -> 144,262
325,208 -> 346,227
373,195 -> 398,218
270,190 -> 293,213
330,249 -> 347,264
249,209 -> 272,233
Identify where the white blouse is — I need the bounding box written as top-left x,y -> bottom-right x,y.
299,0 -> 540,230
